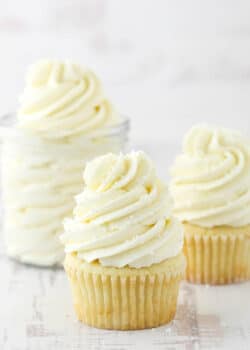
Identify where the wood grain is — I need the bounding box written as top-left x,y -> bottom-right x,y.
0,239 -> 249,350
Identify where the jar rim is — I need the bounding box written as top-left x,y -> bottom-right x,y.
0,112 -> 130,141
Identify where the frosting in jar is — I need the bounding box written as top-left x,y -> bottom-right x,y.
1,60 -> 126,266
2,128 -> 124,266
170,125 -> 250,227
61,151 -> 183,268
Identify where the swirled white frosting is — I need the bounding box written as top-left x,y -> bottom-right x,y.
170,125 -> 250,227
2,60 -> 125,266
17,60 -> 119,139
2,129 -> 123,266
61,151 -> 183,268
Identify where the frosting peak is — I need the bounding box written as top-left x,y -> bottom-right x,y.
170,125 -> 250,227
26,60 -> 88,86
83,152 -> 155,193
61,151 -> 183,268
183,125 -> 246,156
18,60 -> 119,139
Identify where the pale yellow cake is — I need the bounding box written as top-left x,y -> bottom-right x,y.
183,223 -> 250,284
64,252 -> 185,330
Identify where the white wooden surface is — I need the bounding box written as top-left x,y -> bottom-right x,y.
0,234 -> 250,350
1,1 -> 250,349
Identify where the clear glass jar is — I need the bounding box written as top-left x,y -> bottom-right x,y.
0,113 -> 129,266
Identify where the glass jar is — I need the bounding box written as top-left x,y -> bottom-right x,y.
0,113 -> 129,266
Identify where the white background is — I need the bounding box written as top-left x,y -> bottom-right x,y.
1,0 -> 250,149
0,2 -> 250,350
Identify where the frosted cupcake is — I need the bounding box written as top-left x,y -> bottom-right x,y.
170,125 -> 250,284
1,60 -> 128,266
61,151 -> 185,330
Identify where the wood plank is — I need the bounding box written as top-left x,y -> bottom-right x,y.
0,242 -> 249,350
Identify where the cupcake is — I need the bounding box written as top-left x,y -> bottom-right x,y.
1,60 -> 128,266
61,151 -> 185,330
170,125 -> 250,284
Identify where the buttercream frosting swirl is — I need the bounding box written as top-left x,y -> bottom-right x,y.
170,125 -> 250,227
1,59 -> 126,266
2,129 -> 124,265
61,151 -> 183,268
17,60 -> 119,139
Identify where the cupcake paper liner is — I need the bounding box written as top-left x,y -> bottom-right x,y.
183,223 -> 250,284
64,253 -> 186,330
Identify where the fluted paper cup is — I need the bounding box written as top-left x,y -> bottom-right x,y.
183,223 -> 250,284
64,253 -> 186,330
